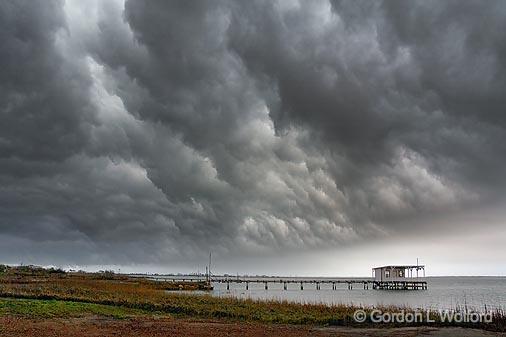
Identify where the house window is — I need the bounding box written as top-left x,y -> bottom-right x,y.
385,270 -> 390,278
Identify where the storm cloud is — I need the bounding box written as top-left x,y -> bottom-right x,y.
1,0 -> 505,272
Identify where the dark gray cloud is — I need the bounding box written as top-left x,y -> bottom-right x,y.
0,0 -> 93,162
1,0 -> 505,270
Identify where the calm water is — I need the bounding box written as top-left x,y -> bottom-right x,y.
212,277 -> 506,311
151,276 -> 506,311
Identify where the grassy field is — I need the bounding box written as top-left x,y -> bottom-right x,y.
0,265 -> 504,332
0,297 -> 148,319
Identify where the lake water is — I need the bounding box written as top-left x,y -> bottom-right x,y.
210,277 -> 506,311
148,276 -> 506,311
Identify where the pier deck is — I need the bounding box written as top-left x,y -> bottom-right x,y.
140,276 -> 427,290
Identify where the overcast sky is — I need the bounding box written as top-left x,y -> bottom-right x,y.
1,0 -> 506,276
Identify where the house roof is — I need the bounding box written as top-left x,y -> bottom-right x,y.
372,265 -> 425,270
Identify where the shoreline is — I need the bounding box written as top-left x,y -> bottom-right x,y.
0,298 -> 503,337
0,266 -> 504,335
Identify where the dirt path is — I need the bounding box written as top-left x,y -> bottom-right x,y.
0,316 -> 503,337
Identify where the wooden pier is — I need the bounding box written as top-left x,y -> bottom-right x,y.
212,278 -> 427,291
372,280 -> 427,290
142,276 -> 427,291
133,263 -> 428,291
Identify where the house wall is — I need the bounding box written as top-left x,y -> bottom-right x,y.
374,268 -> 385,281
374,267 -> 407,282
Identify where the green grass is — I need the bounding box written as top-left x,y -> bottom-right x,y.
0,298 -> 152,319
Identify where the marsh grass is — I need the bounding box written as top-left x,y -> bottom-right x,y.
0,298 -> 148,319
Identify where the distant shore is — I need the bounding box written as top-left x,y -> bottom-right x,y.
0,265 -> 504,336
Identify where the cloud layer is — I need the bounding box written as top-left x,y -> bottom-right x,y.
1,0 -> 505,268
